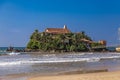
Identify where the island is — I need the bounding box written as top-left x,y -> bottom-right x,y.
26,25 -> 107,52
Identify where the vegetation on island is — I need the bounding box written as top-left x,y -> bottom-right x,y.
26,29 -> 105,52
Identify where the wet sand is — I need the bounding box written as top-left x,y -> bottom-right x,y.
28,71 -> 120,80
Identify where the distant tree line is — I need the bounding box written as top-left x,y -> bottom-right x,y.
26,29 -> 104,52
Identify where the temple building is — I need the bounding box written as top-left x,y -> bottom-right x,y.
45,25 -> 71,34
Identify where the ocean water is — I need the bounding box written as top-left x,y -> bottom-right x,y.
0,51 -> 120,76
0,47 -> 25,54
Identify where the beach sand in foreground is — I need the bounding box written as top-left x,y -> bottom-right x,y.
28,71 -> 120,80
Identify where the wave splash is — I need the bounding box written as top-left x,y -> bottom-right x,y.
0,52 -> 120,66
7,52 -> 20,55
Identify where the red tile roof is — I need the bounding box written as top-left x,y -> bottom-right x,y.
45,25 -> 71,34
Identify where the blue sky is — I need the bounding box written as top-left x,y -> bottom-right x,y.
0,0 -> 120,47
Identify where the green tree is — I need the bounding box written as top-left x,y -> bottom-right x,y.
91,42 -> 102,47
30,29 -> 40,40
27,40 -> 33,49
27,30 -> 93,52
70,45 -> 76,51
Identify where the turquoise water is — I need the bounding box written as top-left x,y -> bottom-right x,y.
107,47 -> 116,51
0,47 -> 25,52
0,47 -> 25,51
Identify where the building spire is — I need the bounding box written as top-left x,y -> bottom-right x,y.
63,25 -> 67,29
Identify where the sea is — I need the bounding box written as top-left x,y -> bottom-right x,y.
0,47 -> 120,80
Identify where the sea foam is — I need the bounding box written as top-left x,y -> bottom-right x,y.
0,53 -> 120,66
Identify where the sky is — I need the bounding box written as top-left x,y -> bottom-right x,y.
0,0 -> 120,47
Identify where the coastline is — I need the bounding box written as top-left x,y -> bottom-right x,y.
0,51 -> 120,80
28,71 -> 120,80
1,69 -> 120,80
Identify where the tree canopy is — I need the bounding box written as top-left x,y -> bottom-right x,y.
27,30 -> 104,52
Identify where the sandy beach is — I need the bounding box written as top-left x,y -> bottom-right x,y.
28,71 -> 120,80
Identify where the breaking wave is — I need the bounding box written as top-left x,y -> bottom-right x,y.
0,52 -> 120,66
7,52 -> 21,55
